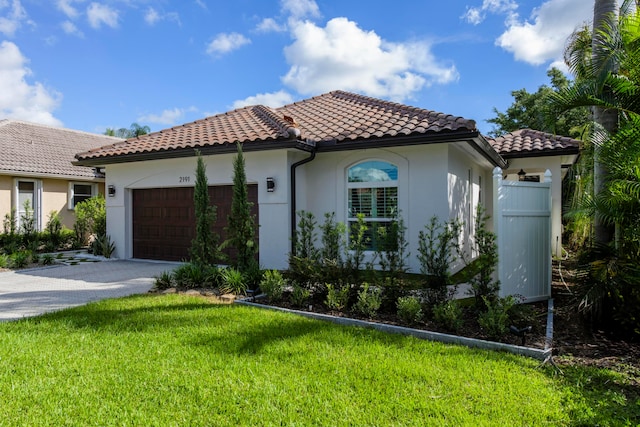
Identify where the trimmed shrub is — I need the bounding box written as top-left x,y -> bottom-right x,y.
433,300 -> 464,332
397,296 -> 423,325
259,270 -> 286,302
325,283 -> 350,311
353,283 -> 382,318
290,283 -> 310,308
478,295 -> 517,339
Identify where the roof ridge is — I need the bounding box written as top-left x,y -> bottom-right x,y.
251,105 -> 300,138
0,118 -> 124,141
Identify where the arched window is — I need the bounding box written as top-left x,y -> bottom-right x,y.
347,161 -> 398,250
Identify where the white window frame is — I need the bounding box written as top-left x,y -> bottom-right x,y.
13,178 -> 42,231
68,182 -> 97,210
346,160 -> 399,251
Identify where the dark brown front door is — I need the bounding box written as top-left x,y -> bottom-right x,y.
132,185 -> 258,262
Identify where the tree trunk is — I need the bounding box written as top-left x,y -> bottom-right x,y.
592,0 -> 618,245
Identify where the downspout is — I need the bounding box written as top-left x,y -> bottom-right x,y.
290,149 -> 317,255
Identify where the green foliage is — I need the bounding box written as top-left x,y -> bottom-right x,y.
3,209 -> 17,235
353,283 -> 382,318
225,142 -> 257,271
396,296 -> 423,325
0,253 -> 9,268
478,296 -> 518,339
575,245 -> 640,338
74,196 -> 106,247
189,151 -> 218,267
290,282 -> 310,308
10,251 -> 31,269
320,212 -> 345,265
173,263 -> 218,289
288,211 -> 321,284
325,283 -> 350,311
488,68 -> 590,138
154,271 -> 175,290
345,213 -> 369,278
467,206 -> 500,308
417,216 -> 461,306
91,234 -> 115,258
45,211 -> 63,246
104,122 -> 150,138
19,200 -> 36,241
41,253 -> 55,266
432,300 -> 464,332
375,214 -> 409,282
259,270 -> 286,302
220,267 -> 247,295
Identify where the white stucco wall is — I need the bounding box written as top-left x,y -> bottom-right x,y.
105,150 -> 292,269
104,143 -> 496,273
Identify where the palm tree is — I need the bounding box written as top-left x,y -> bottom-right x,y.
552,0 -> 640,245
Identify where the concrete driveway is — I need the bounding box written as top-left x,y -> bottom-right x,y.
0,260 -> 179,322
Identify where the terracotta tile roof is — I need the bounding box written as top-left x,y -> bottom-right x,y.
488,129 -> 581,158
0,119 -> 123,179
75,90 -> 479,164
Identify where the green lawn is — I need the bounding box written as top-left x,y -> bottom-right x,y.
0,295 -> 637,426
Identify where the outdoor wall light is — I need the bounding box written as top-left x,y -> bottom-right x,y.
517,169 -> 526,181
266,177 -> 275,192
108,184 -> 116,197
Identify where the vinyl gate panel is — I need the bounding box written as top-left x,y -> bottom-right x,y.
132,185 -> 258,262
493,168 -> 552,301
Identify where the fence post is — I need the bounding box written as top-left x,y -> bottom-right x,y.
492,167 -> 503,296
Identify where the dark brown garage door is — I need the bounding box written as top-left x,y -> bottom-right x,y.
132,185 -> 258,262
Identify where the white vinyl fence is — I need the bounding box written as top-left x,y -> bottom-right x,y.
492,167 -> 552,302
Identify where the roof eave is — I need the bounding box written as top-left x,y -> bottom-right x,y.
499,147 -> 580,160
73,138 -> 308,167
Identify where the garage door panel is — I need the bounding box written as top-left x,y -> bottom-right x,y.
132,185 -> 258,262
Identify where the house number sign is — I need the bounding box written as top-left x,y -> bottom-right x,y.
179,176 -> 191,183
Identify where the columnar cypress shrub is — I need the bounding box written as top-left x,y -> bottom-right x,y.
190,150 -> 218,266
226,142 -> 257,271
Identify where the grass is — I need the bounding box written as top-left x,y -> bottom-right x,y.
0,295 -> 638,426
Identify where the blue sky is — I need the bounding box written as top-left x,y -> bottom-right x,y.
0,0 -> 599,135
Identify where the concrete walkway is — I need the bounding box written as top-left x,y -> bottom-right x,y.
0,260 -> 179,322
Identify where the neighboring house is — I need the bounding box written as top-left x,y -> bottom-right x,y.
74,91 -> 580,274
0,120 -> 123,231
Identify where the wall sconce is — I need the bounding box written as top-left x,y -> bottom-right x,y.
108,184 -> 116,197
266,177 -> 275,192
517,169 -> 526,181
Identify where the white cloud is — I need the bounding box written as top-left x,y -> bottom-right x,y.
231,90 -> 294,109
496,0 -> 592,65
282,17 -> 458,101
57,0 -> 84,19
0,0 -> 29,37
0,41 -> 62,126
281,0 -> 320,20
144,7 -> 180,26
462,0 -> 518,25
61,20 -> 84,37
138,107 -> 196,125
194,0 -> 207,10
87,2 -> 118,29
206,32 -> 250,55
144,7 -> 160,25
256,17 -> 286,33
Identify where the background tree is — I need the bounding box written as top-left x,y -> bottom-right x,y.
487,68 -> 590,138
105,123 -> 151,138
190,151 -> 218,266
225,142 -> 257,271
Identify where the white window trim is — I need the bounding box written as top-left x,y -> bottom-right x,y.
68,182 -> 97,210
337,153 -> 409,255
13,178 -> 42,232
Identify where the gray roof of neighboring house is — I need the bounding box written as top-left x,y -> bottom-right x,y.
0,119 -> 123,179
